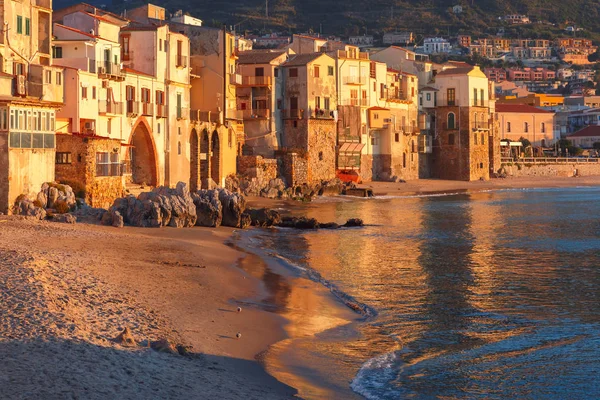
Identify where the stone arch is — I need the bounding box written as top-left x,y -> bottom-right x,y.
211,130 -> 221,186
190,128 -> 200,191
129,117 -> 158,186
200,129 -> 210,187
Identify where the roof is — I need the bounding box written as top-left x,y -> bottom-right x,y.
420,86 -> 439,91
293,34 -> 327,42
495,104 -> 553,114
368,106 -> 389,111
436,66 -> 475,76
54,23 -> 99,39
284,53 -> 330,67
238,50 -> 287,65
123,67 -> 154,77
568,125 -> 600,138
387,68 -> 416,76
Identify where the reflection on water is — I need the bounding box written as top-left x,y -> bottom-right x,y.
238,187 -> 600,399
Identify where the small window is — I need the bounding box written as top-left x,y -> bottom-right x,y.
314,66 -> 320,78
318,151 -> 323,161
53,46 -> 63,58
395,133 -> 399,142
56,72 -> 62,85
481,133 -> 485,145
56,152 -> 72,164
447,112 -> 456,129
92,86 -> 97,99
328,66 -> 334,76
474,133 -> 478,145
274,68 -> 279,78
25,18 -> 30,36
448,133 -> 455,145
293,120 -> 298,128
16,16 -> 22,35
81,87 -> 88,99
45,70 -> 52,84
178,127 -> 181,136
541,122 -> 546,133
277,99 -> 283,109
426,93 -> 431,101
507,122 -> 511,132
524,122 -> 529,133
289,68 -> 298,78
178,141 -> 182,155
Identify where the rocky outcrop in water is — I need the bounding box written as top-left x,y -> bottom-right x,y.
276,216 -> 364,230
245,208 -> 282,227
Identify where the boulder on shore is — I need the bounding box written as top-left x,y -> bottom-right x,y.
245,208 -> 282,227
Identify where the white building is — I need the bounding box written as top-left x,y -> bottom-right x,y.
453,5 -> 463,14
170,11 -> 202,27
423,38 -> 451,54
348,35 -> 374,47
383,32 -> 414,45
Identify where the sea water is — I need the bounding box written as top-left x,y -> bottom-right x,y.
238,187 -> 600,399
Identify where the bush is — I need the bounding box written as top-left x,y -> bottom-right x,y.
54,200 -> 70,214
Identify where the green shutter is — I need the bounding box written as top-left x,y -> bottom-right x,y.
16,16 -> 22,34
25,18 -> 30,36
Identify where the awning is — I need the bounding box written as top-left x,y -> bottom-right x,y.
339,142 -> 365,153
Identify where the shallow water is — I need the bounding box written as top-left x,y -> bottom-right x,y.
239,187 -> 600,399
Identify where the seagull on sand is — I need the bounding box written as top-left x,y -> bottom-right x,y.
237,307 -> 242,313
236,332 -> 242,339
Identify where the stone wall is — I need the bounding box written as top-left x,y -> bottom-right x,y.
360,154 -> 373,182
307,119 -> 336,182
237,155 -> 278,182
282,153 -> 308,186
501,162 -> 600,178
56,134 -> 124,209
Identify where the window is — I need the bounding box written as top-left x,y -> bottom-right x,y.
507,122 -> 511,132
473,88 -> 478,106
45,70 -> 52,84
448,133 -> 455,145
56,152 -> 72,164
328,66 -> 334,76
255,67 -> 264,77
403,153 -> 406,168
274,68 -> 279,78
92,86 -> 97,99
16,16 -> 22,34
314,66 -> 320,78
380,83 -> 385,99
318,151 -> 323,161
122,35 -> 130,59
178,141 -> 182,155
447,112 -> 456,129
155,90 -> 164,105
0,108 -> 6,131
426,93 -> 431,101
524,122 -> 529,133
228,130 -> 233,148
541,122 -> 546,133
481,133 -> 485,145
176,93 -> 182,118
159,39 -> 162,51
96,152 -> 120,177
56,72 -> 62,85
52,46 -> 62,59
474,133 -> 478,145
25,18 -> 30,36
395,133 -> 399,142
81,86 -> 88,99
324,97 -> 330,110
447,88 -> 456,106
480,89 -> 485,106
289,68 -> 298,78
176,40 -> 185,67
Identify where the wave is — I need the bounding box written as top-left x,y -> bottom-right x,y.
350,351 -> 400,400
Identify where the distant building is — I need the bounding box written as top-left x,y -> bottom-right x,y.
484,68 -> 508,83
452,5 -> 463,14
504,15 -> 530,24
567,125 -> 600,148
496,104 -> 556,147
423,38 -> 451,54
254,34 -> 291,49
348,35 -> 374,47
457,35 -> 472,48
383,32 -> 414,45
170,10 -> 203,27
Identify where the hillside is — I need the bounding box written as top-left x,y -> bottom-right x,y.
61,0 -> 600,40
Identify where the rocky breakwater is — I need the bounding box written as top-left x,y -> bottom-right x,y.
227,176 -> 351,201
100,182 -> 250,229
12,182 -> 78,223
245,207 -> 364,230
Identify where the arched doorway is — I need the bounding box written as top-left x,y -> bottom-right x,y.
190,129 -> 200,192
130,120 -> 157,186
200,129 -> 210,187
210,130 -> 220,186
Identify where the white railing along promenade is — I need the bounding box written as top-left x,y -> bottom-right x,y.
501,157 -> 600,164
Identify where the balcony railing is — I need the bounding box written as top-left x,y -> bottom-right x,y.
385,89 -> 408,101
177,107 -> 190,120
126,101 -> 140,116
155,104 -> 166,118
191,110 -> 221,123
337,50 -> 370,60
240,76 -> 272,86
176,54 -> 188,68
97,61 -> 124,79
310,109 -> 335,119
343,76 -> 367,85
226,109 -> 243,120
283,109 -> 304,119
472,121 -> 490,130
340,98 -> 368,106
399,125 -> 417,135
229,73 -> 242,85
242,109 -> 270,119
142,102 -> 154,116
99,101 -> 123,115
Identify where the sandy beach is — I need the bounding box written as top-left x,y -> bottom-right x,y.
0,216 -> 296,399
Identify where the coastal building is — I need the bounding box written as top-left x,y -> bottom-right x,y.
496,104 -> 556,147
484,68 -> 507,83
423,38 -> 451,54
382,32 -> 415,46
287,34 -> 328,54
236,50 -> 288,157
370,46 -> 435,88
422,66 -> 497,181
0,0 -> 65,213
499,93 -> 564,107
504,15 -> 530,24
567,125 -> 600,148
457,35 -> 472,48
348,35 -> 374,48
280,53 -> 337,184
170,10 -> 203,26
253,34 -> 291,49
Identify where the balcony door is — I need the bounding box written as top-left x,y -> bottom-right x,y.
104,49 -> 111,73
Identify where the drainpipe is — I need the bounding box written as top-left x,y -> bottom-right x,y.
223,26 -> 227,124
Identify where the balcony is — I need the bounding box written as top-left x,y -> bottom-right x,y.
156,104 -> 167,118
122,50 -> 134,62
19,65 -> 65,103
142,102 -> 154,117
226,109 -> 243,120
97,61 -> 124,80
310,109 -> 335,119
399,125 -> 417,135
98,101 -> 123,115
340,98 -> 368,107
337,50 -> 369,60
472,121 -> 490,131
176,54 -> 188,68
385,89 -> 410,102
242,109 -> 270,120
283,109 -> 304,119
240,76 -> 272,87
35,0 -> 52,9
229,73 -> 242,85
191,110 -> 221,124
177,107 -> 190,120
126,101 -> 140,117
343,76 -> 367,85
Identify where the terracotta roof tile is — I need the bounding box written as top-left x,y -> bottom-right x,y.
495,104 -> 553,114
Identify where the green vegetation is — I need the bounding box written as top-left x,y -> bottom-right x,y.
95,0 -> 600,41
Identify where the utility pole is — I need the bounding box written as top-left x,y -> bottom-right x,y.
266,0 -> 268,18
